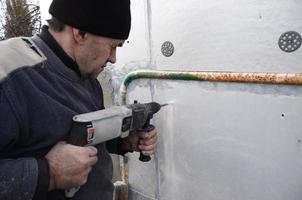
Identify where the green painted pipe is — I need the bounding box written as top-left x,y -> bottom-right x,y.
119,70 -> 302,105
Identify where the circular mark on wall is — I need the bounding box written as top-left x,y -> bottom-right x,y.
278,31 -> 302,53
161,41 -> 174,57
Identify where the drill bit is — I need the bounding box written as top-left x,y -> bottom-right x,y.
160,103 -> 169,107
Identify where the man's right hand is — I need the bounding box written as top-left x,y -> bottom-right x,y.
45,141 -> 98,191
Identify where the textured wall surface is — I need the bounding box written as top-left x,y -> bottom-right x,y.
123,0 -> 302,200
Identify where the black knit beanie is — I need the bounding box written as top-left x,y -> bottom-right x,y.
49,0 -> 131,39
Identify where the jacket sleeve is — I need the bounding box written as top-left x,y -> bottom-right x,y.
0,158 -> 38,200
0,88 -> 39,200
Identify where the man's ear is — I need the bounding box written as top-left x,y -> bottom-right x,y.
72,28 -> 87,44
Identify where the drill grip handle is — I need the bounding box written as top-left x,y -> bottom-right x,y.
139,124 -> 154,162
67,122 -> 91,146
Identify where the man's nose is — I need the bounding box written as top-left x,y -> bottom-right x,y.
108,50 -> 116,64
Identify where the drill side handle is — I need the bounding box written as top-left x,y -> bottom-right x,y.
139,124 -> 154,162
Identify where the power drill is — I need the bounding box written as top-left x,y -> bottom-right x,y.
65,101 -> 166,198
67,101 -> 166,161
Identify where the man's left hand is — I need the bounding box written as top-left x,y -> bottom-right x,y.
121,128 -> 158,156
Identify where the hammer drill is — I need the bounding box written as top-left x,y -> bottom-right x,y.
68,101 -> 166,161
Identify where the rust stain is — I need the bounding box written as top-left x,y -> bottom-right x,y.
191,72 -> 302,85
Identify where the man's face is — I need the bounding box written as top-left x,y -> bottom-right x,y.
74,33 -> 124,79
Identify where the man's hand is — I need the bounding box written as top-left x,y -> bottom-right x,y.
45,141 -> 98,191
121,128 -> 158,156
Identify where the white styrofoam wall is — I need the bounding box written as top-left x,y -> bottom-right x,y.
125,0 -> 302,200
149,0 -> 302,72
